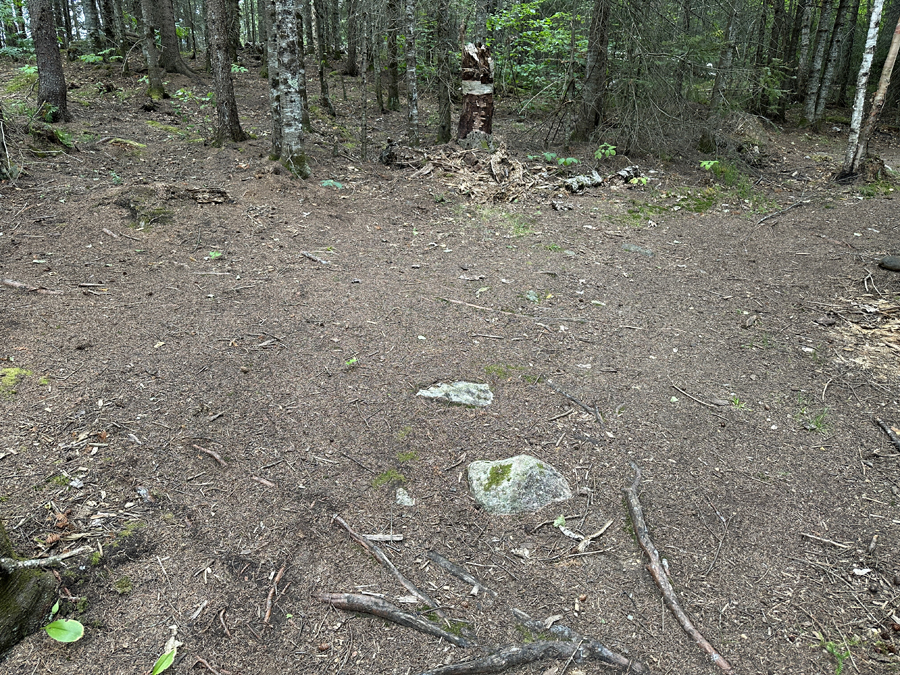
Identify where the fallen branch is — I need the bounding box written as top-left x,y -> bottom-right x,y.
332,514 -> 444,617
670,384 -> 718,409
874,418 -> 900,453
2,278 -> 63,295
193,444 -> 227,467
426,551 -> 497,598
546,380 -> 604,425
315,592 -> 471,647
301,251 -> 330,264
0,545 -> 91,573
623,464 -> 733,672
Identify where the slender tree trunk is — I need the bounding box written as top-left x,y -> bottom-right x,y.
435,0 -> 452,143
386,0 -> 400,110
98,0 -> 116,46
140,0 -> 166,100
373,19 -> 384,112
265,0 -> 281,156
207,0 -> 248,142
157,0 -> 198,76
227,0 -> 241,60
273,0 -> 310,176
812,0 -> 852,123
313,0 -> 335,114
673,0 -> 691,99
572,0 -> 610,141
710,6 -> 737,108
295,0 -> 311,131
360,9 -> 369,159
846,7 -> 899,175
841,0 -> 885,176
300,0 -> 313,53
345,0 -> 359,76
328,0 -> 339,57
405,0 -> 418,146
804,0 -> 837,121
82,0 -> 102,50
835,0 -> 863,105
795,0 -> 816,98
29,0 -> 71,121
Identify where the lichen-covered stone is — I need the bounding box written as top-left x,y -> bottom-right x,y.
467,455 -> 572,514
416,381 -> 493,407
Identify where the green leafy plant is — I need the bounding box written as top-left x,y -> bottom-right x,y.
151,649 -> 176,675
557,157 -> 578,167
79,53 -> 103,64
320,179 -> 343,189
344,356 -> 358,369
815,633 -> 853,675
231,63 -> 248,73
18,64 -> 37,74
109,171 -> 123,185
553,514 -> 566,527
700,160 -> 719,171
372,469 -> 405,488
208,250 -> 223,259
629,176 -> 648,186
595,143 -> 616,160
44,618 -> 84,642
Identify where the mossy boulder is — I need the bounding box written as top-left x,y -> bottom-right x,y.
0,521 -> 57,658
467,455 -> 572,514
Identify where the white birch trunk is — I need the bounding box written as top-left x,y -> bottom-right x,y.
405,0 -> 419,146
275,0 -> 311,177
841,0 -> 885,176
850,11 -> 900,174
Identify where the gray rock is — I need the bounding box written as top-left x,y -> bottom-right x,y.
417,381 -> 493,407
395,487 -> 415,506
468,455 -> 572,514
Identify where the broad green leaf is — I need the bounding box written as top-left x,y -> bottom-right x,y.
553,515 -> 565,527
151,649 -> 177,675
44,619 -> 84,642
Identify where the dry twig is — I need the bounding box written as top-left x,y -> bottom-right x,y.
2,278 -> 63,295
332,514 -> 444,616
426,551 -> 497,598
0,545 -> 91,573
546,380 -> 604,425
193,444 -> 227,467
301,251 -> 330,264
315,592 -> 471,647
623,464 -> 733,672
874,418 -> 900,453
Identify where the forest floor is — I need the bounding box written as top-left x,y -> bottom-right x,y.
3,52 -> 900,675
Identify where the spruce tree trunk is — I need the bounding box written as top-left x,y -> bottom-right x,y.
301,0 -> 313,53
846,6 -> 899,176
0,521 -> 57,659
804,0 -> 837,121
360,9 -> 369,158
140,0 -> 166,100
82,0 -> 102,50
274,0 -> 310,177
794,0 -> 816,98
405,0 -> 418,146
265,0 -> 282,156
812,0 -> 852,123
841,0 -> 885,177
345,0 -> 359,76
207,0 -> 248,143
835,0 -> 863,105
157,0 -> 198,76
710,6 -> 737,108
435,0 -> 452,144
386,0 -> 400,110
30,0 -> 71,121
98,0 -> 116,46
313,0 -> 335,114
571,0 -> 610,141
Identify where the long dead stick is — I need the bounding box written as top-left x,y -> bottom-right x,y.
332,514 -> 445,618
623,464 -> 733,672
2,278 -> 63,294
0,545 -> 91,573
874,418 -> 900,452
426,551 -> 497,598
315,592 -> 471,647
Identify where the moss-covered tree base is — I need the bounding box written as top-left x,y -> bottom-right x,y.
0,521 -> 56,658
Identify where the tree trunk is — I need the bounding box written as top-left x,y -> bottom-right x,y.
140,0 -> 166,100
265,0 -> 281,156
360,8 -> 369,159
345,0 -> 359,76
207,0 -> 248,143
29,0 -> 71,121
98,0 -> 116,46
227,0 -> 241,61
300,0 -> 313,53
709,6 -> 737,108
794,0 -> 816,98
804,0 -> 837,121
273,0 -> 310,176
845,6 -> 899,176
82,0 -> 102,50
435,0 -> 452,143
257,0 -> 267,61
457,42 -> 493,147
571,0 -> 610,141
835,0 -> 863,105
386,0 -> 400,110
405,0 -> 418,146
841,0 -> 885,177
0,521 -> 57,659
313,0 -> 335,114
328,0 -> 339,58
156,0 -> 198,76
812,0 -> 852,123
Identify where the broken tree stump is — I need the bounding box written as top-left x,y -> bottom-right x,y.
457,42 -> 494,149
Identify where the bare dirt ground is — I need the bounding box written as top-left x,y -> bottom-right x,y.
3,53 -> 900,675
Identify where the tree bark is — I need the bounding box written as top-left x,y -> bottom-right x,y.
82,0 -> 102,50
710,6 -> 737,108
804,0 -> 837,121
435,0 -> 452,143
571,0 -> 610,141
300,0 -> 313,53
97,0 -> 116,46
207,0 -> 248,142
345,0 -> 359,76
0,520 -> 57,659
457,42 -> 493,147
812,0 -> 852,123
841,0 -> 885,176
156,0 -> 199,76
29,0 -> 71,121
313,0 -> 335,114
274,0 -> 310,176
846,8 -> 900,176
386,0 -> 400,110
405,0 -> 419,146
140,0 -> 166,100
265,0 -> 282,156
794,0 -> 816,98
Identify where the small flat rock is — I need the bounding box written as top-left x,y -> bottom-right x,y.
395,487 -> 415,506
622,243 -> 653,256
880,256 -> 900,272
417,381 -> 493,407
468,455 -> 572,514
815,316 -> 836,326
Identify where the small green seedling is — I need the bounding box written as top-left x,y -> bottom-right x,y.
231,63 -> 248,73
344,357 -> 358,368
557,157 -> 579,167
553,515 -> 566,527
321,179 -> 343,189
700,160 -> 719,171
44,618 -> 84,642
151,649 -> 176,675
209,250 -> 223,259
595,143 -> 616,160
